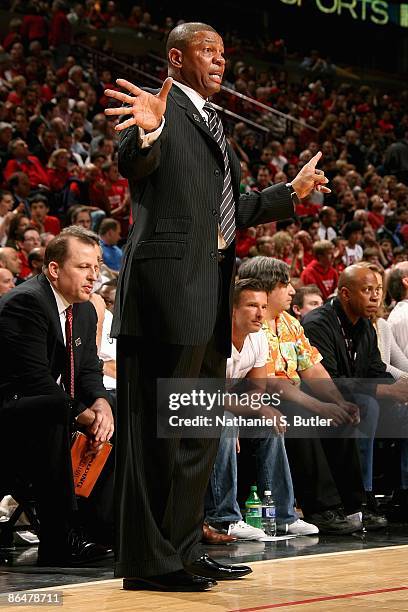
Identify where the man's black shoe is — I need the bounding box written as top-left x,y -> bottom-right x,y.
186,553 -> 252,580
362,508 -> 388,531
362,492 -> 388,530
304,509 -> 357,535
37,530 -> 113,567
123,569 -> 216,592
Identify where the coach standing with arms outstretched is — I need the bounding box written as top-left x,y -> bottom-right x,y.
104,22 -> 330,592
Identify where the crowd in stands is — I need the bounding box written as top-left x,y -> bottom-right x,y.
1,0 -> 408,556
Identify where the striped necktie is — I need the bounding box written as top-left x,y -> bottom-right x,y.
65,305 -> 75,398
203,102 -> 236,247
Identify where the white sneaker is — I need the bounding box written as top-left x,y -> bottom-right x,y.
227,520 -> 266,540
285,519 -> 319,536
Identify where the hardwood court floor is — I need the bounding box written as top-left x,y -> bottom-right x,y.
1,545 -> 407,612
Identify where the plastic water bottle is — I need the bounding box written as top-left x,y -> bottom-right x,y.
261,490 -> 276,536
245,485 -> 262,529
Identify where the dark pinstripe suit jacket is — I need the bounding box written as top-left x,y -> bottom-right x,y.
112,85 -> 294,352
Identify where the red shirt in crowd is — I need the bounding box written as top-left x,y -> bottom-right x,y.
47,167 -> 71,192
17,251 -> 31,279
49,10 -> 71,46
301,260 -> 339,301
21,14 -> 48,41
4,157 -> 49,189
295,201 -> 320,217
31,215 -> 61,235
236,229 -> 257,258
367,211 -> 385,231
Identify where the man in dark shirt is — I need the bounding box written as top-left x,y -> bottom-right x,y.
303,265 -> 408,525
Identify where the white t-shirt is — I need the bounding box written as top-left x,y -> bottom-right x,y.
343,244 -> 363,266
226,329 -> 269,379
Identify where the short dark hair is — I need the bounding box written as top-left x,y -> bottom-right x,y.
0,189 -> 12,200
16,226 -> 40,242
166,22 -> 217,55
29,194 -> 48,207
238,256 -> 290,292
233,278 -> 268,306
292,285 -> 322,310
342,221 -> 363,240
387,269 -> 408,303
276,218 -> 297,232
99,218 -> 120,235
44,226 -> 99,267
28,247 -> 44,268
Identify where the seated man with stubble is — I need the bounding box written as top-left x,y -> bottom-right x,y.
205,279 -> 318,539
0,226 -> 114,567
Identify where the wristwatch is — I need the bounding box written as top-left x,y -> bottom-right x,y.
285,182 -> 300,206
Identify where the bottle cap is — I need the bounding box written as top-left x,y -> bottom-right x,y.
250,485 -> 257,491
264,490 -> 271,495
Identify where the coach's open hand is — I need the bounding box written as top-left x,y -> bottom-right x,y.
104,77 -> 173,132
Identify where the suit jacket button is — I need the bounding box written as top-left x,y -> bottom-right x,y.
210,251 -> 216,259
214,169 -> 221,176
212,209 -> 218,216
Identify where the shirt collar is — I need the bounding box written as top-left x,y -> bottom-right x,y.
332,297 -> 363,336
46,276 -> 71,315
172,80 -> 207,115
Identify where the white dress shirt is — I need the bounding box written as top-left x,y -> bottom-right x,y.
47,278 -> 71,345
318,224 -> 337,242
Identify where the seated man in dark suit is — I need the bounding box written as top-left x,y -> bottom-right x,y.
0,225 -> 114,566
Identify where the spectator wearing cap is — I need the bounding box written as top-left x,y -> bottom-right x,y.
301,240 -> 338,301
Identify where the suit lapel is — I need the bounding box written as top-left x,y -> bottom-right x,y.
169,86 -> 225,168
37,273 -> 66,378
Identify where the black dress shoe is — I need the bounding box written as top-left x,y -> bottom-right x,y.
123,569 -> 216,592
186,553 -> 252,580
37,530 -> 113,567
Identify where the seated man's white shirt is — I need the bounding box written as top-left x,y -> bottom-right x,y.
387,299 -> 408,359
226,329 -> 269,380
